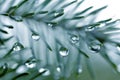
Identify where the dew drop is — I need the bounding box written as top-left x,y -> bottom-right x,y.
48,23 -> 53,27
56,67 -> 61,72
13,42 -> 24,51
70,35 -> 79,44
85,26 -> 94,31
2,63 -> 7,69
0,63 -> 8,76
77,68 -> 82,74
32,33 -> 40,41
117,46 -> 120,51
38,68 -> 50,76
9,61 -> 18,69
54,12 -> 59,17
16,65 -> 28,74
89,42 -> 101,53
99,23 -> 106,28
54,9 -> 64,18
25,57 -> 37,68
59,47 -> 69,57
117,64 -> 120,72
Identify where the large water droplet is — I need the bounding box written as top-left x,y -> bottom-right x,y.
59,47 -> 69,57
32,33 -> 40,41
13,42 -> 24,51
25,57 -> 37,68
38,68 -> 50,76
85,26 -> 94,31
89,42 -> 101,53
16,65 -> 28,74
70,35 -> 79,44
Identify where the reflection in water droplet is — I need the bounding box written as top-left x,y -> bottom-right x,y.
38,68 -> 50,76
25,58 -> 37,68
89,42 -> 101,53
13,42 -> 24,51
32,33 -> 40,41
59,47 -> 69,57
71,35 -> 79,44
85,26 -> 94,31
16,65 -> 28,74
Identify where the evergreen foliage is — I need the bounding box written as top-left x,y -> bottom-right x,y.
0,0 -> 120,80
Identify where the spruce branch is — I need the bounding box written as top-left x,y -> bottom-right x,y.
0,0 -> 120,80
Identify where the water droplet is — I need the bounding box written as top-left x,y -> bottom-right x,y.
38,68 -> 50,76
9,61 -> 18,69
59,47 -> 69,57
48,23 -> 53,27
89,42 -> 101,53
13,42 -> 24,51
16,65 -> 28,74
32,33 -> 40,41
77,68 -> 82,74
85,26 -> 94,31
99,23 -> 106,28
117,46 -> 120,51
56,67 -> 61,72
47,22 -> 57,29
54,12 -> 59,17
25,57 -> 37,68
54,9 -> 64,18
0,63 -> 8,76
70,35 -> 79,44
117,64 -> 120,72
